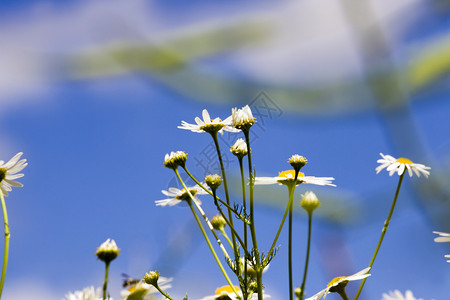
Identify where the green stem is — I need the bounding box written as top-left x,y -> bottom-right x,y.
239,157 -> 248,299
102,261 -> 110,300
220,228 -> 234,249
174,169 -> 239,298
183,166 -> 246,221
0,190 -> 10,299
155,284 -> 175,300
243,129 -> 263,300
213,190 -> 249,258
265,184 -> 295,265
299,212 -> 312,300
210,133 -> 240,270
354,173 -> 405,300
175,169 -> 232,261
338,289 -> 350,300
288,189 -> 294,300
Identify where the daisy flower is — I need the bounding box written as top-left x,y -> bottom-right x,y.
305,267 -> 370,300
200,285 -> 269,300
433,231 -> 450,262
0,152 -> 27,197
155,185 -> 208,207
231,105 -> 256,130
178,109 -> 239,135
254,170 -> 335,187
230,138 -> 248,158
163,151 -> 187,170
64,286 -> 104,300
95,238 -> 120,263
375,153 -> 430,178
381,290 -> 422,300
121,277 -> 173,300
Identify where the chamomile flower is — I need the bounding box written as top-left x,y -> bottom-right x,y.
95,238 -> 120,263
433,231 -> 450,262
230,138 -> 248,158
381,290 -> 422,300
231,105 -> 256,130
200,285 -> 269,300
64,286 -> 103,300
375,153 -> 430,178
156,185 -> 208,207
254,170 -> 335,187
178,109 -> 239,135
305,267 -> 370,300
163,151 -> 187,170
0,152 -> 27,197
121,277 -> 173,300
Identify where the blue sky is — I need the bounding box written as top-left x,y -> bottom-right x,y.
0,0 -> 449,299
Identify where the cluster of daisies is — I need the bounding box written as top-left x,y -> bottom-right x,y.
0,104 -> 447,300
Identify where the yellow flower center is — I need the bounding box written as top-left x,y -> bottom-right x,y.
327,276 -> 346,288
397,157 -> 413,164
278,170 -> 305,178
176,188 -> 197,201
215,285 -> 240,295
0,168 -> 6,183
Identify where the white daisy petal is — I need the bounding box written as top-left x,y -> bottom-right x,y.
375,153 -> 430,179
0,152 -> 27,197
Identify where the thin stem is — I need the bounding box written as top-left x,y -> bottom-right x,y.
220,228 -> 234,249
354,173 -> 405,300
210,133 -> 240,269
175,169 -> 232,261
265,184 -> 296,265
154,284 -> 175,300
299,212 -> 313,300
213,190 -> 250,258
183,166 -> 246,221
338,289 -> 350,300
288,188 -> 294,300
174,169 -> 239,297
0,190 -> 10,299
102,261 -> 110,300
239,157 -> 248,298
243,129 -> 263,300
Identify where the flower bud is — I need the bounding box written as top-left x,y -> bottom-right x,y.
205,174 -> 222,191
230,138 -> 248,158
95,239 -> 119,263
288,154 -> 308,172
211,215 -> 227,231
300,191 -> 320,214
143,270 -> 160,287
163,151 -> 187,170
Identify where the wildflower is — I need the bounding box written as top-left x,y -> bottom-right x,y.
381,290 -> 422,300
288,154 -> 308,172
230,138 -> 248,158
178,109 -> 239,135
64,286 -> 103,300
200,285 -> 269,300
143,270 -> 160,287
231,105 -> 256,130
121,277 -> 173,300
211,215 -> 227,231
95,239 -> 119,263
305,267 -> 370,300
0,152 -> 27,197
433,231 -> 450,262
254,170 -> 335,187
205,174 -> 222,191
163,151 -> 187,170
300,191 -> 320,214
376,153 -> 430,178
155,185 -> 207,207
